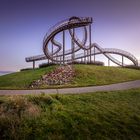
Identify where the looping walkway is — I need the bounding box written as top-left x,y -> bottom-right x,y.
0,80 -> 140,95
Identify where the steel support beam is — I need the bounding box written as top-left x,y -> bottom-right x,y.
71,28 -> 75,63
52,43 -> 53,63
33,61 -> 35,69
87,50 -> 89,63
56,54 -> 58,64
89,24 -> 92,63
63,31 -> 65,64
108,59 -> 110,66
94,47 -> 95,62
60,56 -> 62,65
122,56 -> 124,67
84,50 -> 86,63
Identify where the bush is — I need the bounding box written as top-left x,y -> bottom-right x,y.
87,61 -> 104,65
39,61 -> 104,67
39,63 -> 56,68
20,68 -> 33,71
1,96 -> 28,118
67,60 -> 104,66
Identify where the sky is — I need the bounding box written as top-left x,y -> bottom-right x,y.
0,0 -> 140,71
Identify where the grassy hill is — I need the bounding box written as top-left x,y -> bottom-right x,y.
0,88 -> 140,139
72,65 -> 140,86
0,66 -> 56,89
0,65 -> 140,89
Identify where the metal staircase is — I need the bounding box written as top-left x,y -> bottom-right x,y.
26,16 -> 138,67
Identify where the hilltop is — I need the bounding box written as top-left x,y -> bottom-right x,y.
0,64 -> 140,89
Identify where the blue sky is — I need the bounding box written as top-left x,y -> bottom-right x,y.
0,0 -> 140,71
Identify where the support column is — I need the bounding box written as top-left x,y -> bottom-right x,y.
89,24 -> 92,63
122,56 -> 124,67
87,50 -> 89,63
94,47 -> 95,62
33,61 -> 35,69
108,59 -> 110,66
84,50 -> 86,64
63,31 -> 65,64
52,43 -> 53,63
56,54 -> 58,64
71,28 -> 75,63
52,43 -> 53,64
48,59 -> 50,64
60,56 -> 62,65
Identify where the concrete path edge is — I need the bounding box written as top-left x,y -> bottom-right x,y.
0,80 -> 140,95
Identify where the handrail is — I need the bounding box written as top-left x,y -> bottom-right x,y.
26,16 -> 138,66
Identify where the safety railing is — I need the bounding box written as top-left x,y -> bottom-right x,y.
26,16 -> 138,67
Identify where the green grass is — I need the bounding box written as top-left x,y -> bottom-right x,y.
0,65 -> 140,89
72,65 -> 140,86
0,66 -> 56,89
0,88 -> 140,139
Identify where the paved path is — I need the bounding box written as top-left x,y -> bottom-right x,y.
0,80 -> 140,95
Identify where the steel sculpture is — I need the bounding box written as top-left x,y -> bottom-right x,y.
25,16 -> 138,69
